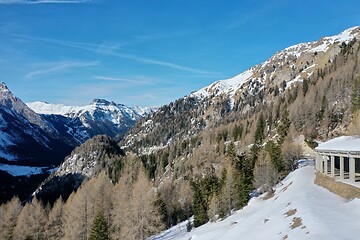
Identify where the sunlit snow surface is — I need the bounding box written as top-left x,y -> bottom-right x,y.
27,101 -> 155,119
191,69 -> 254,98
0,164 -> 50,176
316,136 -> 360,152
151,161 -> 360,240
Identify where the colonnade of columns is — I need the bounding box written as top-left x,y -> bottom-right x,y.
315,152 -> 358,182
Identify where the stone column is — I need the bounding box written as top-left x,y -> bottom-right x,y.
330,155 -> 335,177
319,154 -> 324,173
349,157 -> 355,182
324,155 -> 328,175
339,156 -> 344,179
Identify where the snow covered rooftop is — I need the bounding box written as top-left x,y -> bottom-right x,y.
316,136 -> 360,153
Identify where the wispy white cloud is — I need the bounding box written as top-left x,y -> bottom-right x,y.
26,60 -> 99,79
0,0 -> 95,4
93,75 -> 154,84
225,1 -> 284,30
17,35 -> 220,76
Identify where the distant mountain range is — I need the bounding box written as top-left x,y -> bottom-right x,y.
0,82 -> 156,202
27,99 -> 157,145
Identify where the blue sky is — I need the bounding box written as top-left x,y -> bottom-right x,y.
0,0 -> 359,107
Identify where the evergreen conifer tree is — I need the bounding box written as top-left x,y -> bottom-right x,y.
352,76 -> 360,112
89,210 -> 111,240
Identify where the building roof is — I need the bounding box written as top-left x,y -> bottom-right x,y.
316,136 -> 360,153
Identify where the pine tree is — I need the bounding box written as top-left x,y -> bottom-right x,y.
89,210 -> 111,240
0,197 -> 22,240
13,198 -> 47,240
303,79 -> 309,96
277,108 -> 290,143
207,193 -> 219,222
46,197 -> 64,240
63,189 -> 89,240
122,167 -> 165,239
254,113 -> 265,144
192,181 -> 208,227
219,165 -> 235,217
352,76 -> 360,112
265,141 -> 284,173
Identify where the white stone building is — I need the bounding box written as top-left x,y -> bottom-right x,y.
315,136 -> 360,182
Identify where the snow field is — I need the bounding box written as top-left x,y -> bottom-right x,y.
152,161 -> 360,240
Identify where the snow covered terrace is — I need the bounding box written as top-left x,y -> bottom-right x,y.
315,136 -> 360,184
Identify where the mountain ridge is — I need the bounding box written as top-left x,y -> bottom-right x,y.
190,26 -> 359,101
27,99 -> 158,144
121,26 -> 360,155
27,100 -> 158,118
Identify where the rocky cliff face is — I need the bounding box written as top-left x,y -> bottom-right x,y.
0,82 -> 72,166
0,83 -> 57,136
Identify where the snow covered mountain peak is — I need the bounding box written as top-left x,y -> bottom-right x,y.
26,99 -> 158,144
0,82 -> 10,92
0,82 -> 56,136
90,98 -> 116,106
191,26 -> 360,102
190,69 -> 254,99
0,82 -> 18,103
27,100 -> 157,119
26,101 -> 84,116
283,26 -> 359,57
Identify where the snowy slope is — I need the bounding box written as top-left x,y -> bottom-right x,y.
27,99 -> 140,122
27,100 -> 157,119
0,82 -> 56,136
26,101 -> 85,116
151,161 -> 360,240
27,99 -> 157,144
0,163 -> 49,176
192,69 -> 254,98
191,26 -> 359,100
0,82 -> 62,162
